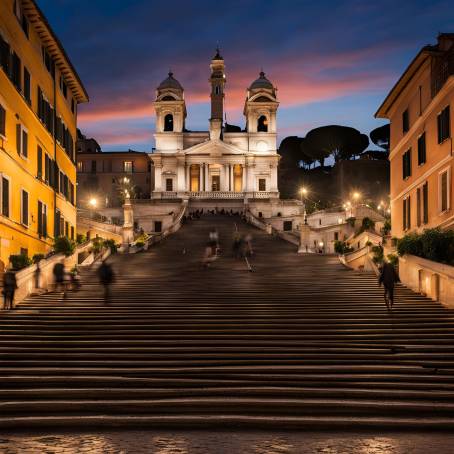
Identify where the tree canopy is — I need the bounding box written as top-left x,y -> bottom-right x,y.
370,124 -> 390,151
303,125 -> 369,166
278,136 -> 314,169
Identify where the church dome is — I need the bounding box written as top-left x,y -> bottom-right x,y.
158,71 -> 183,91
249,71 -> 274,90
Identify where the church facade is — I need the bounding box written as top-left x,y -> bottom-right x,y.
151,50 -> 280,201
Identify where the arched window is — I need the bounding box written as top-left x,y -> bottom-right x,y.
164,114 -> 174,132
215,85 -> 220,95
257,115 -> 268,132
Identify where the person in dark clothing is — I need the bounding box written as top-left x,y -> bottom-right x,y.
98,261 -> 114,303
2,270 -> 17,310
53,260 -> 67,298
379,262 -> 400,309
34,260 -> 41,290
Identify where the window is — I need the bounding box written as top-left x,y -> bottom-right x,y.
124,161 -> 133,173
417,132 -> 426,165
37,87 -> 54,134
11,52 -> 21,91
37,201 -> 47,238
16,124 -> 28,158
283,220 -> 293,231
21,189 -> 28,226
164,114 -> 174,132
154,221 -> 162,233
1,175 -> 10,217
14,1 -> 29,38
402,109 -> 409,133
60,76 -> 67,98
437,106 -> 450,143
65,221 -> 69,238
334,232 -> 339,241
416,187 -> 421,227
403,196 -> 411,231
258,178 -> 266,191
42,47 -> 55,78
0,34 -> 11,75
69,182 -> 74,205
402,149 -> 411,179
55,210 -> 61,237
423,182 -> 429,224
77,161 -> 83,172
24,67 -> 30,103
439,169 -> 450,212
257,115 -> 268,132
166,178 -> 173,191
91,160 -> 97,173
37,145 -> 42,179
0,104 -> 5,136
70,225 -> 74,240
44,154 -> 51,184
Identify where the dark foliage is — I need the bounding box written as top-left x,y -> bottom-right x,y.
370,124 -> 390,151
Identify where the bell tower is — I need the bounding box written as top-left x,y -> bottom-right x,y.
209,48 -> 225,140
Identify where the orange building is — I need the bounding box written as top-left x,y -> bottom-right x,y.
0,0 -> 88,268
376,33 -> 453,238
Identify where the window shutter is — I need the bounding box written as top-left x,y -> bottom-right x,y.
24,67 -> 30,103
0,104 -> 5,136
403,199 -> 407,230
423,182 -> 429,224
37,145 -> 42,178
43,205 -> 47,238
22,129 -> 28,157
16,124 -> 21,154
38,201 -> 43,237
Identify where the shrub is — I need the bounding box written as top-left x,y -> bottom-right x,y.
334,240 -> 354,255
371,245 -> 384,264
9,254 -> 32,270
382,219 -> 391,235
387,253 -> 399,267
397,228 -> 454,266
91,237 -> 103,254
54,236 -> 76,257
76,234 -> 86,244
32,253 -> 45,264
103,239 -> 118,253
346,217 -> 356,228
361,217 -> 375,232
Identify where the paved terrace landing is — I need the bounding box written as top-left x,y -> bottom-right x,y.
1,215 -> 454,430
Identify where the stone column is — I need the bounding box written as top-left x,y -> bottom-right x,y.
205,163 -> 209,192
229,165 -> 233,191
198,164 -> 202,192
298,214 -> 312,253
122,192 -> 135,250
154,165 -> 162,192
185,163 -> 189,191
242,164 -> 247,192
177,162 -> 185,192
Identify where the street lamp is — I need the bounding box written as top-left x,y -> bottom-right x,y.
300,187 -> 308,224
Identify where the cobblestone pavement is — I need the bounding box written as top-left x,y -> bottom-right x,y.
1,431 -> 454,454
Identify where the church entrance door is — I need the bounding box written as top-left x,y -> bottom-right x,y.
212,175 -> 220,191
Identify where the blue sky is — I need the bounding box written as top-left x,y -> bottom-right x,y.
39,0 -> 454,151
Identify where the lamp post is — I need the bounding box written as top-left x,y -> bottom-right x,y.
300,187 -> 308,224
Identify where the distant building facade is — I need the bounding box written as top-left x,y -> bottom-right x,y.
151,50 -> 279,199
76,129 -> 101,154
0,0 -> 88,268
376,33 -> 453,238
77,150 -> 152,208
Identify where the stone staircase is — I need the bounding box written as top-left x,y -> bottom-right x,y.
1,215 -> 454,429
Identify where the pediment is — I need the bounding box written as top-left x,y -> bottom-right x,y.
183,139 -> 246,156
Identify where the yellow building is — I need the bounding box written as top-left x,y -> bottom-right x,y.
0,0 -> 88,269
376,33 -> 453,239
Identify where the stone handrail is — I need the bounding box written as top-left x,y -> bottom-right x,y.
144,201 -> 188,249
188,191 -> 245,199
160,191 -> 179,199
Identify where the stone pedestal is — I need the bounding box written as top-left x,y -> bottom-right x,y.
122,193 -> 135,250
298,217 -> 312,254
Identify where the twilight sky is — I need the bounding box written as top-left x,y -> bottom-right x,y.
39,0 -> 454,151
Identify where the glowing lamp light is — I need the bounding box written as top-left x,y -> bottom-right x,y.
353,192 -> 360,200
88,198 -> 97,208
319,241 -> 324,248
